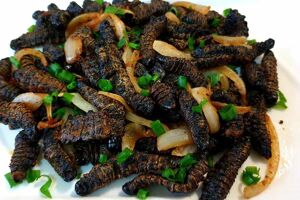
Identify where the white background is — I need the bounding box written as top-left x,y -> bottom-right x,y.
0,0 -> 300,199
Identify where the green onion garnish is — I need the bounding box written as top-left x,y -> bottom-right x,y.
162,168 -> 176,180
97,79 -> 113,92
99,153 -> 108,164
138,74 -> 152,89
223,8 -> 232,17
62,93 -> 74,105
128,42 -> 140,50
179,154 -> 198,168
43,95 -> 54,106
116,148 -> 134,165
247,39 -> 257,45
207,155 -> 214,168
152,73 -> 160,82
177,75 -> 188,90
67,81 -> 77,91
57,70 -> 75,83
175,167 -> 187,183
199,39 -> 206,49
219,104 -> 237,121
9,56 -> 21,69
273,90 -> 287,109
48,63 -> 63,77
210,17 -> 221,28
205,71 -> 220,87
170,6 -> 179,17
150,120 -> 165,137
26,169 -> 41,183
105,6 -> 125,16
192,99 -> 208,114
242,166 -> 261,186
58,43 -> 65,49
137,188 -> 149,200
39,175 -> 52,198
53,107 -> 67,119
117,36 -> 127,49
76,172 -> 82,179
140,89 -> 150,97
4,172 -> 21,188
27,24 -> 36,33
188,36 -> 196,51
95,0 -> 104,6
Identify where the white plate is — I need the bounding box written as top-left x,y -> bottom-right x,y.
1,0 -> 300,199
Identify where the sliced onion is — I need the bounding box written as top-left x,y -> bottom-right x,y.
211,101 -> 251,114
191,87 -> 220,134
123,46 -> 133,66
212,35 -> 250,47
171,144 -> 197,157
12,92 -> 47,111
157,128 -> 193,151
15,48 -> 48,67
65,12 -> 101,38
243,114 -> 280,198
64,35 -> 83,64
126,50 -> 142,93
122,123 -> 146,150
58,92 -> 97,113
172,1 -> 210,15
212,66 -> 247,104
219,74 -> 230,90
165,12 -> 180,24
153,40 -> 192,60
98,91 -> 133,112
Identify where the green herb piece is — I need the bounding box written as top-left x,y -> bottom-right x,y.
26,169 -> 41,183
199,39 -> 206,48
43,94 -> 54,106
40,175 -> 52,198
4,172 -> 21,188
150,120 -> 165,137
219,104 -> 237,121
76,172 -> 82,179
140,89 -> 150,97
188,36 -> 196,51
104,6 -> 125,16
137,188 -> 149,200
53,107 -> 66,119
117,36 -> 127,49
99,153 -> 108,164
242,166 -> 261,186
67,81 -> 77,91
97,79 -> 113,92
273,90 -> 288,110
223,8 -> 232,17
57,70 -> 75,83
179,154 -> 197,169
205,71 -> 220,87
152,73 -> 160,82
247,39 -> 257,45
175,167 -> 187,183
138,74 -> 152,89
27,24 -> 36,33
58,43 -> 65,49
95,0 -> 104,6
210,17 -> 221,28
116,148 -> 134,165
129,27 -> 143,37
128,42 -> 140,49
48,63 -> 63,77
62,93 -> 74,105
162,168 -> 176,180
177,75 -> 187,90
207,155 -> 214,168
170,6 -> 179,17
192,99 -> 208,114
9,56 -> 21,69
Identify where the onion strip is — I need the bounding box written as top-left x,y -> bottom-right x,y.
98,91 -> 133,112
153,40 -> 192,60
122,123 -> 146,150
157,128 -> 193,151
171,144 -> 197,157
211,101 -> 251,114
212,35 -> 251,48
243,114 -> 280,198
12,92 -> 47,111
172,1 -> 210,15
125,50 -> 142,93
165,12 -> 180,24
15,48 -> 48,67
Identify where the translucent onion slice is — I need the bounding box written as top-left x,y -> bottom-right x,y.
153,40 -> 192,60
212,35 -> 251,48
126,50 -> 142,93
171,144 -> 197,157
172,1 -> 210,15
212,66 -> 247,104
98,91 -> 133,112
12,92 -> 47,111
219,74 -> 230,90
211,101 -> 251,114
191,87 -> 220,134
122,123 -> 146,150
165,12 -> 180,24
58,92 -> 97,113
243,114 -> 280,198
157,128 -> 194,151
15,48 -> 48,66
123,46 -> 133,66
64,35 -> 83,64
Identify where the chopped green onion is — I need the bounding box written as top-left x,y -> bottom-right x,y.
53,107 -> 67,119
128,42 -> 140,50
207,155 -> 214,168
170,6 -> 179,17
97,79 -> 113,92
150,120 -> 165,137
62,93 -> 74,105
43,94 -> 54,106
129,27 -> 143,37
137,188 -> 149,200
152,73 -> 160,82
140,89 -> 150,97
116,148 -> 134,165
76,172 -> 82,179
67,81 -> 77,91
9,56 -> 21,69
273,90 -> 287,110
99,153 -> 108,164
57,70 -> 75,83
105,6 -> 125,16
223,8 -> 232,17
179,154 -> 197,168
192,99 -> 208,114
162,168 -> 176,181
188,36 -> 196,51
219,104 -> 237,121
48,63 -> 63,77
39,175 -> 52,198
138,74 -> 152,89
4,172 -> 20,188
199,39 -> 206,49
205,71 -> 220,87
247,39 -> 257,45
177,75 -> 187,90
26,169 -> 41,183
210,17 -> 221,28
117,36 -> 127,49
175,167 -> 187,183
27,24 -> 36,33
242,166 -> 261,186
95,0 -> 104,6
58,43 -> 65,49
